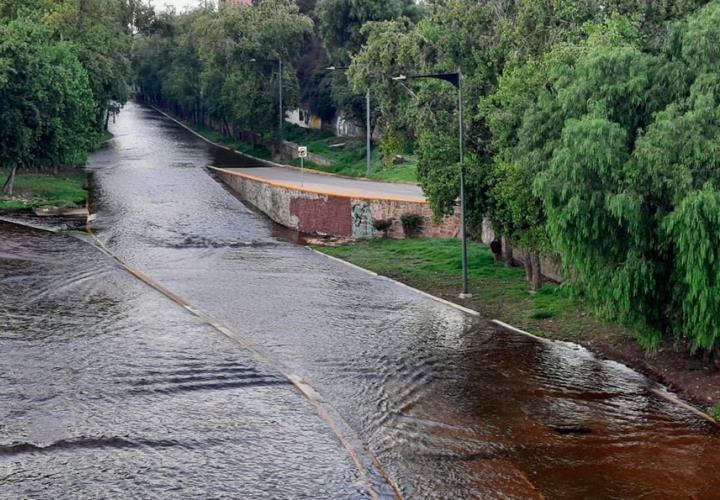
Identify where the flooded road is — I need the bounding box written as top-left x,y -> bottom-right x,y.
3,102 -> 720,498
0,223 -> 362,498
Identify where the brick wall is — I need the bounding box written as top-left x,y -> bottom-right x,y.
210,167 -> 460,240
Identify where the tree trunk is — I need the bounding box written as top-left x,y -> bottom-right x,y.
104,109 -> 110,131
2,165 -> 18,195
523,249 -> 532,282
530,251 -> 543,292
501,235 -> 514,268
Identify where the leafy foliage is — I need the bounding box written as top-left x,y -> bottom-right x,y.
0,16 -> 96,173
345,0 -> 720,352
532,3 -> 720,352
400,213 -> 424,239
1,0 -> 139,192
133,0 -> 312,141
314,0 -> 420,124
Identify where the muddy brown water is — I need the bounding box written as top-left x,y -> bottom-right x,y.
2,102 -> 720,498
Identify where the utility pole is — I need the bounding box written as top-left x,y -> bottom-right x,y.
325,66 -> 372,175
457,69 -> 469,297
278,59 -> 283,141
366,89 -> 371,176
392,70 -> 470,297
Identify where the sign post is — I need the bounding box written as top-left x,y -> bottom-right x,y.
298,146 -> 308,187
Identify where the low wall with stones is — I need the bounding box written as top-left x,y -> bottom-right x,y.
277,141 -> 334,167
479,218 -> 563,282
210,167 -> 460,240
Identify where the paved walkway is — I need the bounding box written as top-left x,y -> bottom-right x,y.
214,166 -> 426,202
153,103 -> 425,203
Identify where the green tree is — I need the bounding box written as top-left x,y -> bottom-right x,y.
135,0 -> 313,141
44,0 -> 134,131
316,0 -> 421,123
534,2 -> 720,354
0,17 -> 96,194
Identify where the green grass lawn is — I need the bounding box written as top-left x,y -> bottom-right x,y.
284,126 -> 417,183
0,168 -> 88,211
166,110 -> 418,183
316,238 -> 619,341
189,122 -> 274,160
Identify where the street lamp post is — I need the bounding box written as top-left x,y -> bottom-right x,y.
366,88 -> 371,176
326,66 -> 372,176
278,59 -> 283,140
393,71 -> 470,297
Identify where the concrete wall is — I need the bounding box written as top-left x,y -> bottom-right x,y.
211,167 -> 460,240
285,109 -> 323,130
333,115 -> 365,139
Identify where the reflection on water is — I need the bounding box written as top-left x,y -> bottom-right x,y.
3,102 -> 720,498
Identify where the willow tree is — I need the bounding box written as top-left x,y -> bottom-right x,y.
635,2 -> 720,356
315,0 -> 421,124
480,50 -> 573,288
535,2 -> 720,355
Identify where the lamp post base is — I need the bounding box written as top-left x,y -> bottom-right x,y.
458,293 -> 473,300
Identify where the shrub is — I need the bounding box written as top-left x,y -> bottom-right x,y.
400,213 -> 424,238
372,218 -> 393,237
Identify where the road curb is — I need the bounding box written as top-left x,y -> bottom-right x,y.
307,246 -> 479,317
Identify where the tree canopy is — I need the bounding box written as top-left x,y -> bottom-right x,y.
133,0 -> 313,141
1,0 -> 141,192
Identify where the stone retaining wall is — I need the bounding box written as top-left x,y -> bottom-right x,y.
480,218 -> 563,282
210,167 -> 460,240
278,140 -> 334,167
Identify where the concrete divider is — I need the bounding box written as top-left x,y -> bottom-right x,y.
210,166 -> 460,239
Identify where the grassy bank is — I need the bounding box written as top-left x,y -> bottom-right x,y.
165,108 -> 417,183
315,238 -> 720,415
0,129 -> 113,212
283,126 -> 417,183
0,168 -> 88,212
189,122 -> 274,161
316,238 -> 593,338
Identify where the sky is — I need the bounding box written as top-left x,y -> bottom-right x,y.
150,0 -> 209,12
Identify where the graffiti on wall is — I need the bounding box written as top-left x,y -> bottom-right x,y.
351,202 -> 374,238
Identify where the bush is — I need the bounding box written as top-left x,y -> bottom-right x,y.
400,213 -> 424,238
380,126 -> 404,169
372,218 -> 393,237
